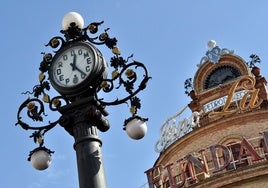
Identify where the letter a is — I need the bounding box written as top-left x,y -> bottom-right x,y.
237,137 -> 263,164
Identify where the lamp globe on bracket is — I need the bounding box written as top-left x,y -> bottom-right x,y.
29,148 -> 52,170
124,117 -> 148,140
62,12 -> 84,30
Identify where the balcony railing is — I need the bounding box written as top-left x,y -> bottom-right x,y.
154,100 -> 265,154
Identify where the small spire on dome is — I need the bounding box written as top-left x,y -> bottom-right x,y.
207,40 -> 216,50
198,40 -> 234,67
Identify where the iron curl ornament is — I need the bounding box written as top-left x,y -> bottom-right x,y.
16,12 -> 151,169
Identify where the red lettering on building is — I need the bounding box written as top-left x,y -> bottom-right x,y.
237,137 -> 263,164
209,144 -> 231,172
145,132 -> 268,187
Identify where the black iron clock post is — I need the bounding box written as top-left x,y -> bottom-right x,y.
16,12 -> 150,188
59,97 -> 109,188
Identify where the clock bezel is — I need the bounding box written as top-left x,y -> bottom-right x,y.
48,41 -> 106,96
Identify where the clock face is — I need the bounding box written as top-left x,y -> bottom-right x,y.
204,65 -> 241,89
50,42 -> 95,88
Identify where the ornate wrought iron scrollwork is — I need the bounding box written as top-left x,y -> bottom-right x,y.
17,17 -> 150,128
99,58 -> 151,107
16,14 -> 150,165
42,19 -> 151,116
16,92 -> 62,133
16,60 -> 68,152
45,20 -> 117,51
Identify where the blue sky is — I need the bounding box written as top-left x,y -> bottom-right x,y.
1,1 -> 268,188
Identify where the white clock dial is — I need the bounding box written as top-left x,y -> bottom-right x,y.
52,44 -> 95,88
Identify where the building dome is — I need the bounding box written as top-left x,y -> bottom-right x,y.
145,42 -> 268,188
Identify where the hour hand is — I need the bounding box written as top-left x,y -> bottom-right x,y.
70,62 -> 76,70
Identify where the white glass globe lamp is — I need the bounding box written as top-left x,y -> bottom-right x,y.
125,117 -> 147,140
62,12 -> 84,31
30,149 -> 52,170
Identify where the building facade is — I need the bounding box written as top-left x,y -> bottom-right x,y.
145,41 -> 268,188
